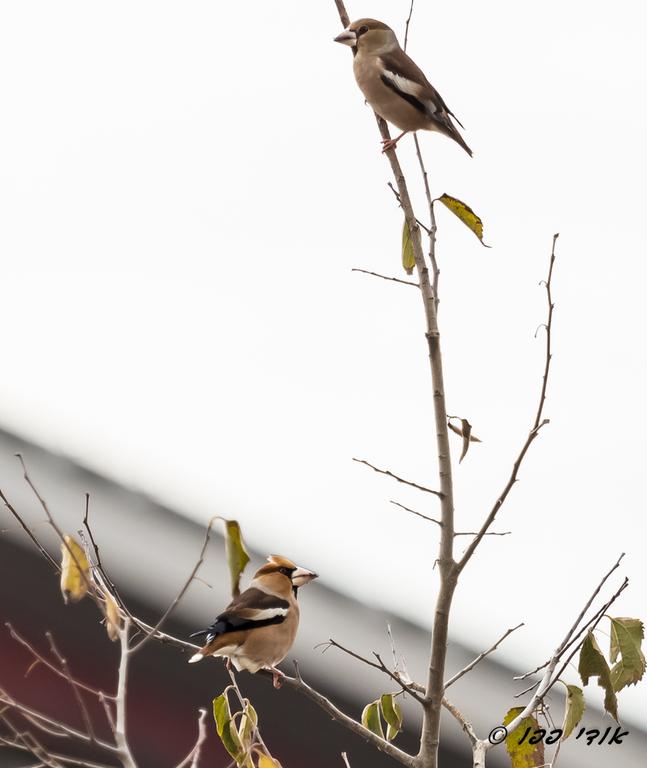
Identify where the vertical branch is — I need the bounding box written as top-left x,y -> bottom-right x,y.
114,621 -> 137,768
332,3 -> 456,767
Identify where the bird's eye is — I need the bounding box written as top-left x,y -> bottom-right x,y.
278,566 -> 292,576
358,25 -> 369,35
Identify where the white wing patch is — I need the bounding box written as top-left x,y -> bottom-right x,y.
381,68 -> 438,114
249,607 -> 289,620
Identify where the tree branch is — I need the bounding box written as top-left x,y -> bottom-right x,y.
353,459 -> 442,497
443,623 -> 524,690
457,235 -> 559,572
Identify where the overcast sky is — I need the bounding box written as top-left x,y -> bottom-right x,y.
1,1 -> 645,723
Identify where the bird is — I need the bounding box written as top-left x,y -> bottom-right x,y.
188,555 -> 317,688
334,18 -> 472,156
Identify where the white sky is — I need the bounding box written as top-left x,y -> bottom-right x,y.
1,0 -> 646,723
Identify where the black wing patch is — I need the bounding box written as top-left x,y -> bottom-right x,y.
189,588 -> 290,644
380,73 -> 430,117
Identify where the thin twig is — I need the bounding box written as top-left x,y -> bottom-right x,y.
457,235 -> 559,572
351,268 -> 419,287
403,0 -> 415,51
444,623 -> 524,689
285,663 -> 416,767
45,633 -> 96,741
387,183 -> 431,234
413,134 -> 439,305
130,517 -> 217,653
0,488 -> 59,572
174,708 -> 208,768
353,459 -> 443,497
5,624 -> 115,700
390,500 -> 440,525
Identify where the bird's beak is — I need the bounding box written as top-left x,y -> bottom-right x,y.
334,29 -> 357,46
291,566 -> 318,587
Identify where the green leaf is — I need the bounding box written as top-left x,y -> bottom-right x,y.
238,700 -> 259,754
609,617 -> 646,691
401,219 -> 416,275
224,520 -> 250,597
503,707 -> 544,768
436,193 -> 489,246
578,631 -> 618,720
561,683 -> 585,739
380,694 -> 403,741
213,694 -> 243,760
361,700 -> 384,739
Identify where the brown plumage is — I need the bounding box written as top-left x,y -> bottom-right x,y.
188,555 -> 317,687
335,18 -> 472,155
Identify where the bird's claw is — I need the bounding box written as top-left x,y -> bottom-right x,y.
271,667 -> 285,689
381,138 -> 398,153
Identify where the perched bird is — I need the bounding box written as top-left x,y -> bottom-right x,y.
334,18 -> 472,156
188,555 -> 317,688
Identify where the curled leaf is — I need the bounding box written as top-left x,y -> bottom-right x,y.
401,219 -> 416,275
503,707 -> 544,768
60,535 -> 90,604
380,693 -> 403,741
609,617 -> 645,692
213,693 -> 243,760
104,592 -> 122,642
447,417 -> 481,463
224,520 -> 250,597
560,683 -> 585,739
238,699 -> 258,754
436,193 -> 489,246
578,631 -> 618,720
361,700 -> 384,739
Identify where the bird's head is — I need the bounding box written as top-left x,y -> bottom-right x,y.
334,18 -> 398,55
252,554 -> 318,596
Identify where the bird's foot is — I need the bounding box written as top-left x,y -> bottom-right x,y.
381,131 -> 408,153
225,657 -> 232,671
270,666 -> 285,689
381,138 -> 399,153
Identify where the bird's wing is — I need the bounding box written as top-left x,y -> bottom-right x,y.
190,588 -> 290,644
378,51 -> 466,131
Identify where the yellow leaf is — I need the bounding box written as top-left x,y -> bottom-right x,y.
437,193 -> 489,246
503,707 -> 544,768
104,592 -> 122,642
60,535 -> 90,604
224,520 -> 250,597
257,754 -> 282,768
401,220 -> 416,275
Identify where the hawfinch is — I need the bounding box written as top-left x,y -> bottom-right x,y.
335,18 -> 472,156
189,555 -> 317,688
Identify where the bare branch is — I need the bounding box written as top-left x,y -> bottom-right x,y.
45,633 -> 96,741
353,459 -> 443,497
457,235 -> 559,572
5,624 -> 115,701
390,500 -> 440,525
440,698 -> 477,746
130,517 -> 216,653
0,488 -> 59,572
403,0 -> 416,51
351,268 -> 419,287
174,708 -> 208,768
283,664 -> 416,768
322,638 -> 427,704
114,622 -> 136,768
444,624 -> 524,689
